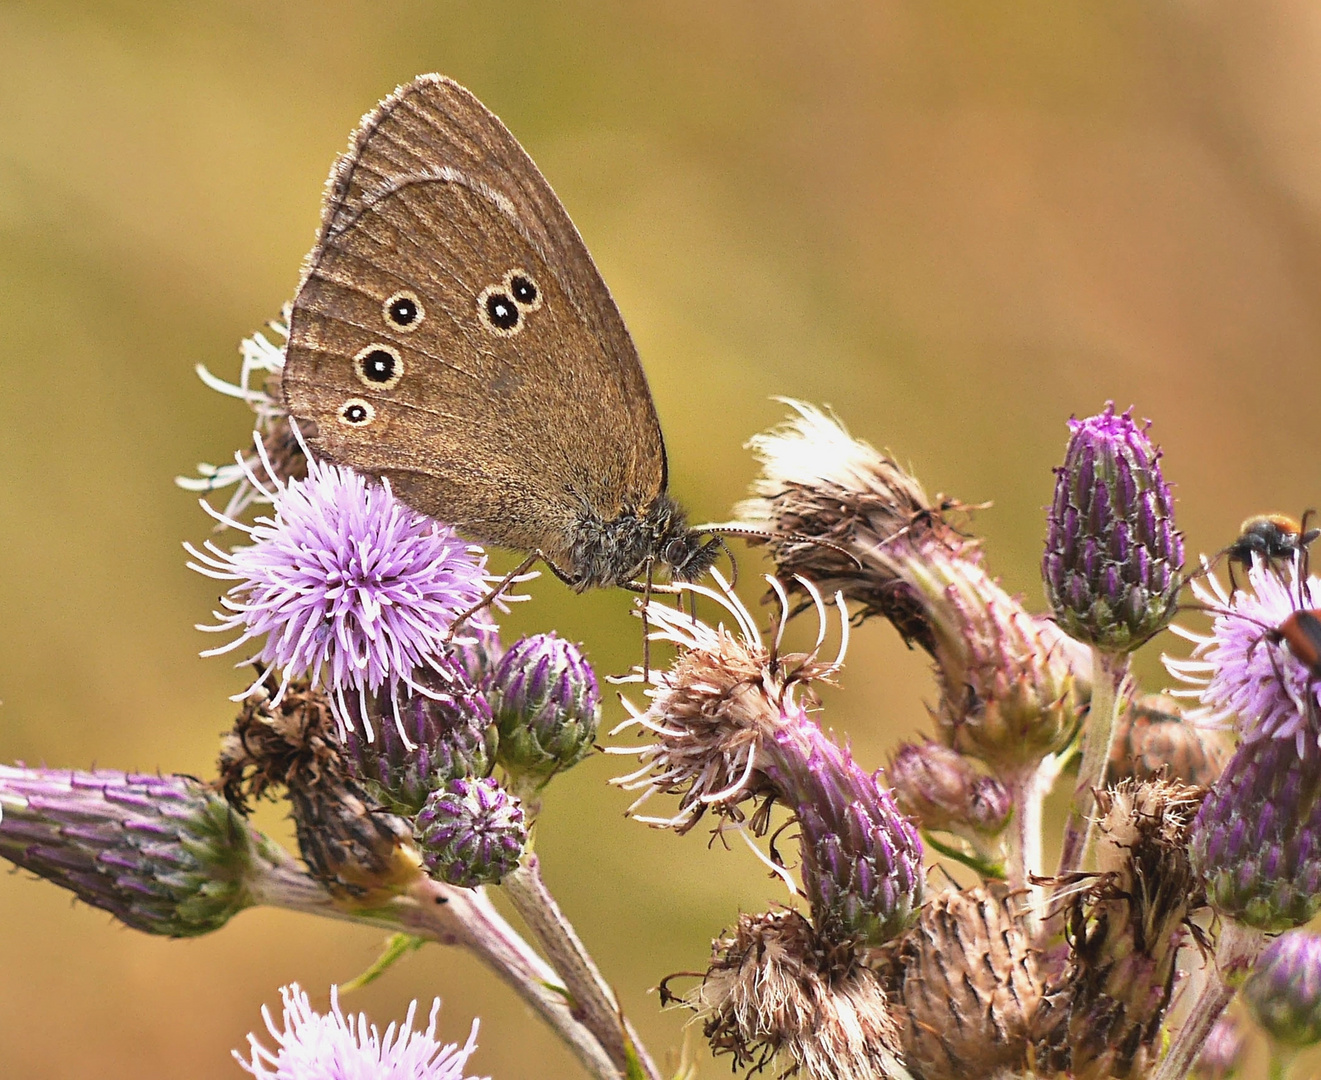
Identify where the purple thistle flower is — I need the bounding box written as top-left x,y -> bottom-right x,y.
414,777 -> 527,888
1167,558 -> 1321,750
1244,930 -> 1321,1048
235,983 -> 483,1080
1043,403 -> 1183,652
186,453 -> 494,738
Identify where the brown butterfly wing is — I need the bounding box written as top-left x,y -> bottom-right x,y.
282,74 -> 667,565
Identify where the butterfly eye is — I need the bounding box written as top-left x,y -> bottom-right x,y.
505,270 -> 542,311
478,285 -> 523,336
339,398 -> 375,427
383,290 -> 424,331
353,344 -> 404,390
664,538 -> 691,567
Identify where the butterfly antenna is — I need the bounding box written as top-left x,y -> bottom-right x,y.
693,523 -> 863,570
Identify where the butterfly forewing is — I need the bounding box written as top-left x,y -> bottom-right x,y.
283,74 -> 668,565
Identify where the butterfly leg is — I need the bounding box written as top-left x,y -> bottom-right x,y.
446,552 -> 542,638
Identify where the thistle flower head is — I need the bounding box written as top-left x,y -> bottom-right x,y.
733,399 -> 979,651
235,983 -> 482,1080
1167,557 -> 1321,750
611,573 -> 847,831
177,307 -> 307,521
1191,1014 -> 1244,1080
187,450 -> 495,739
894,884 -> 1043,1080
1191,736 -> 1321,931
218,678 -> 425,906
685,909 -> 906,1080
0,766 -> 285,936
1243,929 -> 1321,1048
886,546 -> 1085,773
613,575 -> 921,944
414,777 -> 526,888
487,632 -> 600,786
342,671 -> 497,816
1043,403 -> 1183,652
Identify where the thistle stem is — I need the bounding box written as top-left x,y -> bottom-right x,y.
503,852 -> 662,1080
1152,922 -> 1265,1080
251,847 -> 623,1080
1057,648 -> 1127,878
1007,756 -> 1058,927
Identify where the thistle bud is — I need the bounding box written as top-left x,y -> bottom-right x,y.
1243,930 -> 1321,1048
888,741 -> 1011,838
343,675 -> 497,817
1043,403 -> 1182,652
762,704 -> 923,946
888,547 -> 1084,773
1105,692 -> 1232,788
0,766 -> 276,937
894,884 -> 1043,1080
487,632 -> 600,786
449,623 -> 504,688
414,777 -> 526,888
1191,736 -> 1321,931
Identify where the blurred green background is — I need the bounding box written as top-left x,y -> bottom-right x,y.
1,2 -> 1318,1076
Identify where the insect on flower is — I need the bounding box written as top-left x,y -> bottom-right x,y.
1224,510 -> 1318,592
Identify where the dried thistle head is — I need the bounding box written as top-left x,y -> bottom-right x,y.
891,883 -> 1043,1080
684,909 -> 906,1080
611,574 -> 848,832
1033,778 -> 1204,1080
220,679 -> 422,907
734,400 -> 980,652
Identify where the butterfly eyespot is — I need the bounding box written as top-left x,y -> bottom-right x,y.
353,344 -> 403,389
477,285 -> 523,336
339,399 -> 375,427
505,270 -> 542,311
383,290 -> 424,331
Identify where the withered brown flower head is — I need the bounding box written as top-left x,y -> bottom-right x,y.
733,400 -> 980,652
1034,778 -> 1206,1080
219,678 -> 422,906
891,883 -> 1043,1080
684,909 -> 906,1080
611,574 -> 846,833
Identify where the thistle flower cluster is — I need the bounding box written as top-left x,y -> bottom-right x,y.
12,335 -> 1321,1080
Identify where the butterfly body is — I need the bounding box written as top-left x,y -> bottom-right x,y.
282,74 -> 718,589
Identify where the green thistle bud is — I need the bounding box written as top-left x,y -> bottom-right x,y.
487,632 -> 600,787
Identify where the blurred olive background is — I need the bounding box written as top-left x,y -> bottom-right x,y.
1,2 -> 1318,1076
